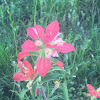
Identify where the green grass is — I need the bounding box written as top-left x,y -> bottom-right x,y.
0,0 -> 100,100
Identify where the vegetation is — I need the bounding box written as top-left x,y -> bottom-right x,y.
0,0 -> 100,100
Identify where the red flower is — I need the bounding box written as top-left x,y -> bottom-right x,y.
86,84 -> 100,99
17,21 -> 75,77
13,60 -> 37,81
55,60 -> 64,69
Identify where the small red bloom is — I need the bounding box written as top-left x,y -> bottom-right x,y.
13,60 -> 37,81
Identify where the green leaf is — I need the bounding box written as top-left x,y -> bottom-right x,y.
50,58 -> 58,63
74,34 -> 80,41
41,68 -> 65,84
29,51 -> 40,56
31,80 -> 37,99
20,88 -> 29,99
33,73 -> 40,83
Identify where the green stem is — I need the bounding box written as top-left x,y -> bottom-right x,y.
34,0 -> 37,25
63,80 -> 70,100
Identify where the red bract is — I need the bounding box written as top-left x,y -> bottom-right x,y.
86,84 -> 93,90
17,50 -> 31,62
21,40 -> 39,51
55,60 -> 64,69
13,60 -> 37,81
89,89 -> 97,96
36,57 -> 51,77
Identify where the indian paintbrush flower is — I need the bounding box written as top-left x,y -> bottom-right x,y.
17,21 -> 75,77
13,60 -> 37,81
86,84 -> 100,99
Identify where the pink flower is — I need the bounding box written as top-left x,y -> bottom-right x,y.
13,60 -> 37,81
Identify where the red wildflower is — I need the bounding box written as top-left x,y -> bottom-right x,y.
17,21 -> 75,77
86,84 -> 100,99
13,60 -> 37,81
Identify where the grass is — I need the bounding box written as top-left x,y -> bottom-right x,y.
0,0 -> 100,100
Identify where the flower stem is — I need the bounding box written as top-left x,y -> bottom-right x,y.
41,86 -> 47,100
34,0 -> 37,25
63,80 -> 70,100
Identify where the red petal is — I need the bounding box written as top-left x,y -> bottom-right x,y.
89,89 -> 97,96
45,21 -> 59,41
35,24 -> 44,39
46,43 -> 57,48
13,72 -> 29,81
23,60 -> 33,75
21,40 -> 39,51
27,27 -> 38,41
36,57 -> 51,77
43,34 -> 51,43
17,50 -> 31,62
86,84 -> 93,90
55,43 -> 75,53
56,60 -> 64,69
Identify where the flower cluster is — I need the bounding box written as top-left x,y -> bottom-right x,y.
13,21 -> 75,96
86,84 -> 100,100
